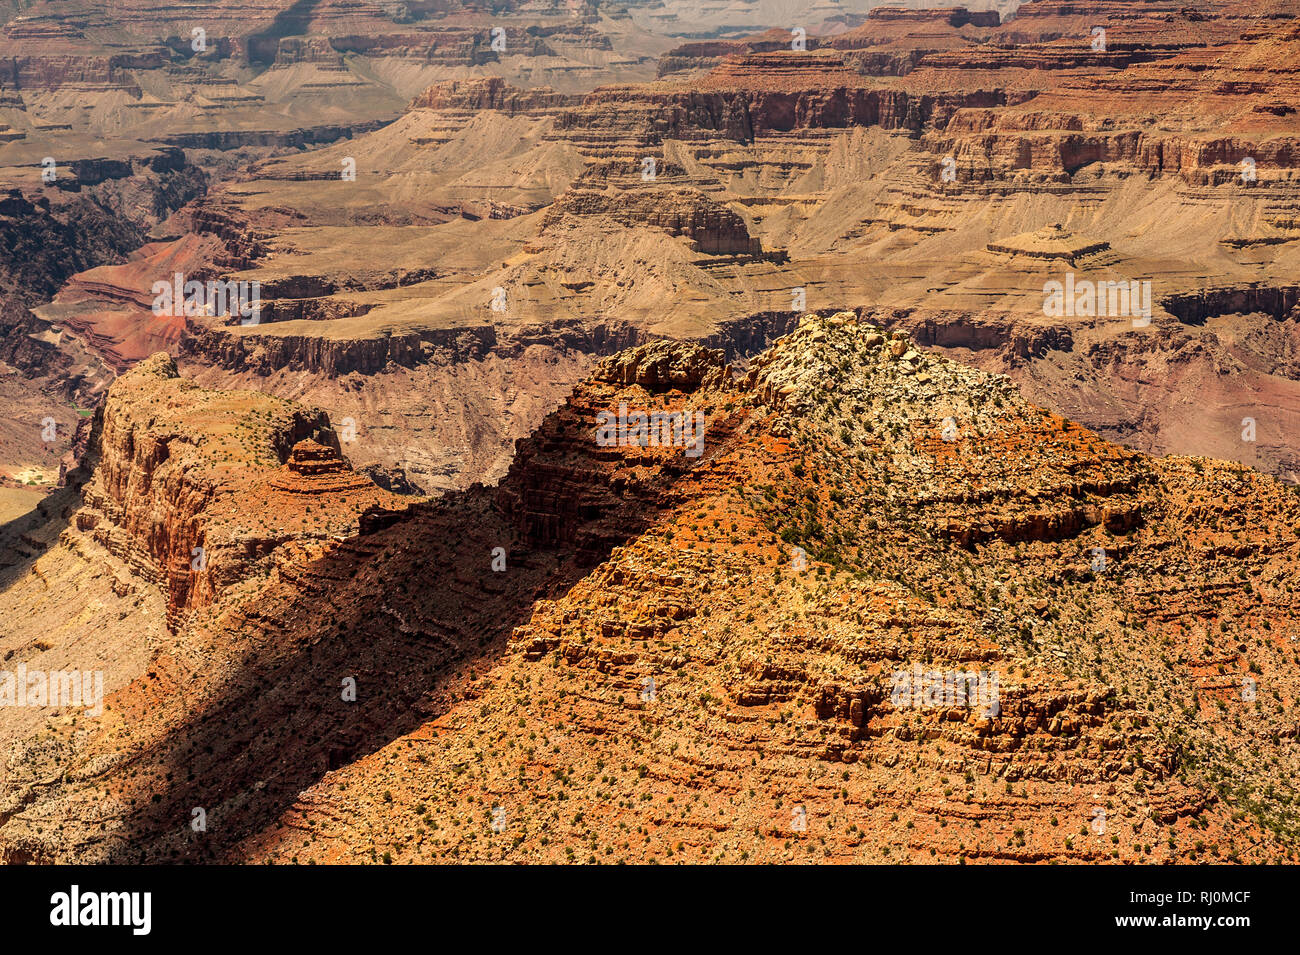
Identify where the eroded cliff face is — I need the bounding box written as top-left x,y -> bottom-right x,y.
542,185 -> 761,254
70,353 -> 412,627
1,322 -> 1296,864
0,0 -> 665,143
0,0 -> 674,464
25,0 -> 1300,508
0,129 -> 215,519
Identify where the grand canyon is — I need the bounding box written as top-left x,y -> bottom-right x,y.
0,0 -> 1298,871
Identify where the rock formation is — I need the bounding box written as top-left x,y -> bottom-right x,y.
4,0 -> 1300,870
18,0 -> 1289,495
1,317 -> 1298,864
69,353 -> 412,627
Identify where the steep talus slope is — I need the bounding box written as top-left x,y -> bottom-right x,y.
5,315 -> 1294,863
0,339 -> 731,862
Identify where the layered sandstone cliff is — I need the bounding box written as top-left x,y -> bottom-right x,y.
70,353 -> 411,627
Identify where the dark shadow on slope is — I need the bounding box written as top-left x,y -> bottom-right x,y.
247,0 -> 325,65
97,397 -> 745,862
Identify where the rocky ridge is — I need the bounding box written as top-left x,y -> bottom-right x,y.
2,317 -> 1297,863
69,353 -> 412,628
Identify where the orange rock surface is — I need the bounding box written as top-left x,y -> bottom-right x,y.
3,320 -> 1297,864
